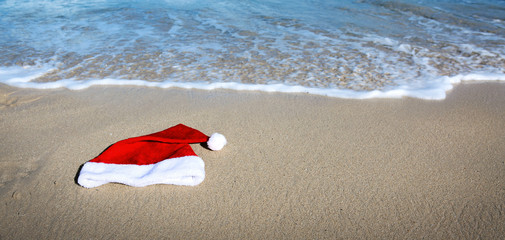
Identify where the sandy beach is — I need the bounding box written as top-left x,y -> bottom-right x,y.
1,82 -> 504,239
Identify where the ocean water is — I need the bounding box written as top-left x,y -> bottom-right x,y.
1,0 -> 504,99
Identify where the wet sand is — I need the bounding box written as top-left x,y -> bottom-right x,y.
1,82 -> 504,239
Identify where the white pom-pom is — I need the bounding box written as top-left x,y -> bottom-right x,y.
207,133 -> 227,151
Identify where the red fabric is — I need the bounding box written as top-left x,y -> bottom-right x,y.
90,124 -> 209,165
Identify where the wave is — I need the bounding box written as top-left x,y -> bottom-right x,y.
2,65 -> 504,100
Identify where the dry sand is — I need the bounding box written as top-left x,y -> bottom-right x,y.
1,82 -> 504,239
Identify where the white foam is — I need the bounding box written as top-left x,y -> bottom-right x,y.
0,65 -> 56,84
397,44 -> 412,54
1,65 -> 504,100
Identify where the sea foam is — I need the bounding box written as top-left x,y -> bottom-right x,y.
1,65 -> 504,100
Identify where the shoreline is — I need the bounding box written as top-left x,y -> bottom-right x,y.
2,67 -> 505,100
1,82 -> 505,239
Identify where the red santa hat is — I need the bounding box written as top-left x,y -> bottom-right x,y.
77,124 -> 227,188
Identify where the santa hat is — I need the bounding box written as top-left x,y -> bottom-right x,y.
77,124 -> 227,188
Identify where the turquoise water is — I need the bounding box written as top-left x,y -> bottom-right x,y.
1,0 -> 504,99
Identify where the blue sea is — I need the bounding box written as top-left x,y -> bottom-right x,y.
1,0 -> 504,99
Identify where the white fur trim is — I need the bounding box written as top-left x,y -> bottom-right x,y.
78,156 -> 205,188
207,133 -> 227,151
